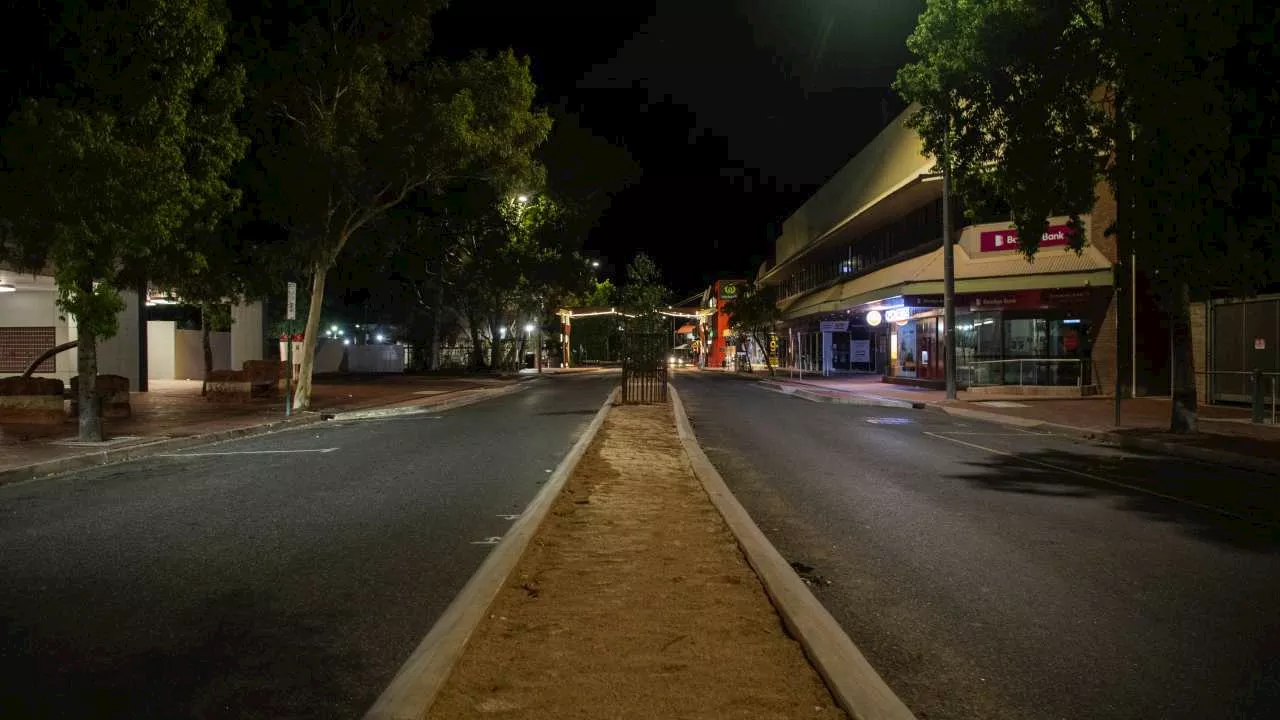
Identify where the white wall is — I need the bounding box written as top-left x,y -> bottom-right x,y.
346,345 -> 406,373
174,329 -> 231,380
0,290 -> 58,326
93,289 -> 141,389
230,301 -> 264,370
314,340 -> 345,373
147,321 -> 177,379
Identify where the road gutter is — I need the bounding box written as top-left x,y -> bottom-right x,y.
363,386 -> 620,720
937,404 -> 1280,478
669,384 -> 918,720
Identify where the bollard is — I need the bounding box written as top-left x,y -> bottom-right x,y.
1252,368 -> 1265,423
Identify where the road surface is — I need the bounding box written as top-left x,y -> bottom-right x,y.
676,371 -> 1280,720
0,373 -> 615,719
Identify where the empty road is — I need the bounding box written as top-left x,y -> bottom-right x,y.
676,371 -> 1280,720
0,373 -> 614,719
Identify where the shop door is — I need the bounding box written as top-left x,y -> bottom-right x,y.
917,320 -> 938,380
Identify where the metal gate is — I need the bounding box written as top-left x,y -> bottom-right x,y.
621,314 -> 668,404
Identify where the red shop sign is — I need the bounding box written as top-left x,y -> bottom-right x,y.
980,225 -> 1075,253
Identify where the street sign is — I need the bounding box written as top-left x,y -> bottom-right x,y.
1256,338 -> 1267,350
286,282 -> 297,320
819,321 -> 849,332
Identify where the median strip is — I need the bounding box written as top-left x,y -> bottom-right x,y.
369,390 -> 848,720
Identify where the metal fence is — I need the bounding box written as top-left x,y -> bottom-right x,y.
1196,369 -> 1280,425
620,314 -> 668,404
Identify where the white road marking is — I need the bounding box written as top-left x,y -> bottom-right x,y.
497,514 -> 521,521
922,431 -> 1261,524
932,432 -> 1055,437
157,448 -> 338,457
470,536 -> 503,545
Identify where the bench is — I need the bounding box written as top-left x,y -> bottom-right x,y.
0,376 -> 66,424
69,374 -> 132,418
206,361 -> 295,402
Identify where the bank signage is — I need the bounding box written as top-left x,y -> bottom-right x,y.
979,225 -> 1075,253
903,288 -> 1101,311
819,320 -> 849,332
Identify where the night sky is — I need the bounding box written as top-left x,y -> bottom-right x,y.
434,0 -> 926,296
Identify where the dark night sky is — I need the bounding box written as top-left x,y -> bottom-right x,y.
434,0 -> 926,296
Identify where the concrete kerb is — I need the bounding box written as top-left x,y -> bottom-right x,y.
331,380 -> 534,422
0,413 -> 327,487
669,384 -> 918,720
362,386 -> 621,720
937,404 -> 1280,478
0,380 -> 538,487
758,380 -> 924,410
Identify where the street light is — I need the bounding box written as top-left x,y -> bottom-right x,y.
375,333 -> 385,343
591,260 -> 600,268
516,194 -> 529,204
524,323 -> 535,334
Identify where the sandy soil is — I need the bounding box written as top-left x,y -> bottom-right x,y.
425,402 -> 846,720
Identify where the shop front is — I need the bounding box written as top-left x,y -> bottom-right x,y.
847,287 -> 1111,388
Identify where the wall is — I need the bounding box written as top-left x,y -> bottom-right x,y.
173,329 -> 231,380
346,345 -> 405,373
146,321 -> 177,379
93,289 -> 140,389
1191,302 -> 1208,404
230,301 -> 264,370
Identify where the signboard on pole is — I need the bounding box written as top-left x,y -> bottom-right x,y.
286,281 -> 297,320
852,339 -> 871,363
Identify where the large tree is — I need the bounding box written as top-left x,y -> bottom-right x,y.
724,285 -> 783,376
0,0 -> 246,440
230,1 -> 550,406
896,0 -> 1280,432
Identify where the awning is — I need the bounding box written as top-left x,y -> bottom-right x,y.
675,324 -> 696,334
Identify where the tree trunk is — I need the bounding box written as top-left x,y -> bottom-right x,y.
755,331 -> 775,376
1169,283 -> 1198,433
489,315 -> 502,372
467,308 -> 485,370
293,265 -> 329,410
429,279 -> 444,371
200,304 -> 214,397
76,329 -> 103,442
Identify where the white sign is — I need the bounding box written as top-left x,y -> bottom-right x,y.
883,307 -> 911,323
819,320 -> 849,332
865,310 -> 883,327
286,282 -> 297,320
1256,338 -> 1267,350
852,339 -> 871,363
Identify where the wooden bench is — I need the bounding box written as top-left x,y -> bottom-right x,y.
69,374 -> 132,418
0,376 -> 66,424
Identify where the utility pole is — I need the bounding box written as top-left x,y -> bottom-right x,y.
943,105 -> 957,400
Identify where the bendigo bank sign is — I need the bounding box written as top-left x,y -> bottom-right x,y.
979,225 -> 1075,253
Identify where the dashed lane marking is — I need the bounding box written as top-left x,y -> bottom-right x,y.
156,448 -> 339,457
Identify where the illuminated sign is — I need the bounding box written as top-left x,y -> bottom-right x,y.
720,283 -> 738,298
884,307 -> 911,323
865,310 -> 883,327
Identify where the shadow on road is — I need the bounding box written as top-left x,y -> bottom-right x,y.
1,586 -> 370,719
949,447 -> 1280,552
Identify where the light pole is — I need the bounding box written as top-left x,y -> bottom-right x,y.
943,113 -> 957,400
524,322 -> 539,372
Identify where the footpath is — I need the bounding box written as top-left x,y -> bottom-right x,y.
369,388 -> 916,720
741,371 -> 1280,475
0,373 -> 541,484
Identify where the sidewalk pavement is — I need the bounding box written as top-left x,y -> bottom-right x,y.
736,371 -> 1280,471
0,374 -> 529,482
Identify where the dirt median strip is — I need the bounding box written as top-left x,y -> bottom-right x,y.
423,402 -> 846,720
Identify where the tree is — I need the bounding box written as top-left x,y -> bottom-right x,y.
619,253 -> 670,314
0,0 -> 245,440
895,0 -> 1280,433
723,285 -> 783,375
229,1 -> 551,406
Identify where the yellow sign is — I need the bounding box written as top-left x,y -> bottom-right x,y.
767,333 -> 778,366
721,283 -> 738,298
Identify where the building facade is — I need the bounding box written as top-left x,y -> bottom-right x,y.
759,106 -> 1122,394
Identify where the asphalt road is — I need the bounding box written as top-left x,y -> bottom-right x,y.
0,373 -> 615,719
675,371 -> 1280,720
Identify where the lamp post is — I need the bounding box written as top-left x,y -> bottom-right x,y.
524,322 -> 539,372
